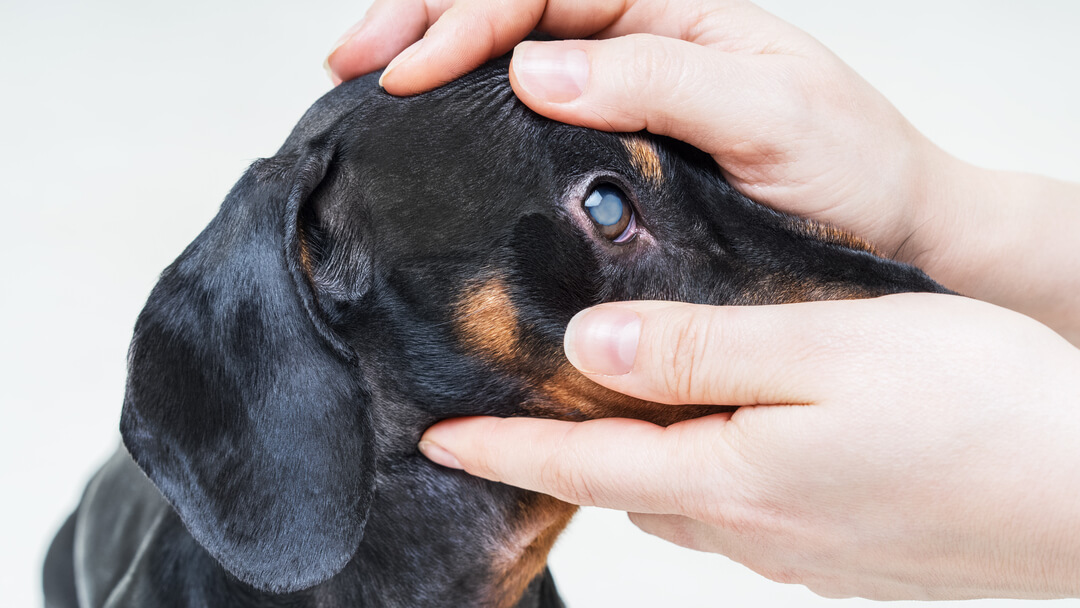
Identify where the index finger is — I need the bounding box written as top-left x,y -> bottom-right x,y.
326,0 -> 792,94
418,413 -> 742,516
328,0 -> 607,90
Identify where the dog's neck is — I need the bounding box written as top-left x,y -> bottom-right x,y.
290,314 -> 578,607
101,447 -> 569,608
315,459 -> 573,608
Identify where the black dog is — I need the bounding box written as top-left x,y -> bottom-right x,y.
43,56 -> 948,608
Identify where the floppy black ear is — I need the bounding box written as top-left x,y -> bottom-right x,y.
119,147 -> 375,593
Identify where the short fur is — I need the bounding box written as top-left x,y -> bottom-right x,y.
44,56 -> 948,608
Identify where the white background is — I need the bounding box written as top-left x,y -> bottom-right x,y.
2,1 -> 1078,606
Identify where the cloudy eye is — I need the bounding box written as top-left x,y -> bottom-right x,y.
583,184 -> 635,242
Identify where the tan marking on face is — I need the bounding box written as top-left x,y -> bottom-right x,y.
297,235 -> 314,278
489,367 -> 720,604
533,362 -> 732,425
490,494 -> 578,608
726,217 -> 887,302
789,217 -> 880,256
732,270 -> 886,305
622,137 -> 664,185
454,277 -> 521,363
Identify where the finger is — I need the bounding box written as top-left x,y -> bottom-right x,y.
376,0 -> 622,96
418,413 -> 738,514
562,295 -> 942,407
627,512 -> 809,591
332,0 -> 803,93
327,0 -> 585,87
326,0 -> 453,85
507,34 -> 804,155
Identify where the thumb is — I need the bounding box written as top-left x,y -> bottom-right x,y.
508,35 -> 795,155
561,298 -> 918,407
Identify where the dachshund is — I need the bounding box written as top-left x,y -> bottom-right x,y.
43,55 -> 948,608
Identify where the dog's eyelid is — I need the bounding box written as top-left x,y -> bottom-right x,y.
612,213 -> 638,243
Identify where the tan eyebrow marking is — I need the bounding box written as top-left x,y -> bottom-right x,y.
622,136 -> 664,184
454,276 -> 521,363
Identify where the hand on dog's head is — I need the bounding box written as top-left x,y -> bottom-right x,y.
119,57 -> 946,594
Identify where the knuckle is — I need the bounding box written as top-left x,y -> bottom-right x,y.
539,458 -> 598,506
759,567 -> 806,587
631,35 -> 677,84
470,420 -> 506,479
537,428 -> 599,506
656,309 -> 720,403
806,582 -> 857,600
610,35 -> 684,130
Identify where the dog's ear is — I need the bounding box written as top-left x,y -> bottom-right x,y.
119,146 -> 374,593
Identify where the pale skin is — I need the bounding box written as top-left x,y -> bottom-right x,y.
326,0 -> 1080,599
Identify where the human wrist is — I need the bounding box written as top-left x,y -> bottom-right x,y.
903,152 -> 1080,340
899,145 -> 1019,294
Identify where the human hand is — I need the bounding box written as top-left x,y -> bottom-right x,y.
326,0 -> 952,262
418,294 -> 1080,599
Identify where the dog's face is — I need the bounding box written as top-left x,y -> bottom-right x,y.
119,60 -> 946,601
302,65 -> 944,427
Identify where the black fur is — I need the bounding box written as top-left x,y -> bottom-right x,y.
44,55 -> 947,608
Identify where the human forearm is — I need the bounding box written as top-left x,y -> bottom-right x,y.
908,147 -> 1080,344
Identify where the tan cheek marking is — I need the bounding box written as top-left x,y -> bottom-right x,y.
735,218 -> 886,303
296,226 -> 315,279
454,277 -> 520,363
533,363 -> 733,426
453,278 -> 574,607
735,271 -> 886,305
622,137 -> 664,185
485,334 -> 729,607
490,494 -> 578,608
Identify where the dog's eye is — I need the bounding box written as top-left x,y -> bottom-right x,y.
584,184 -> 635,242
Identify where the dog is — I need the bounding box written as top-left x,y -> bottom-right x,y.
43,54 -> 948,608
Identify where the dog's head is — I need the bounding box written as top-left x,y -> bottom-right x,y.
119,58 -> 946,597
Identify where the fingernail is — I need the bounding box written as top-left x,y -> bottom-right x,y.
564,307 -> 641,375
379,39 -> 424,88
512,42 -> 589,103
418,440 -> 463,470
323,57 -> 343,86
327,18 -> 366,62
